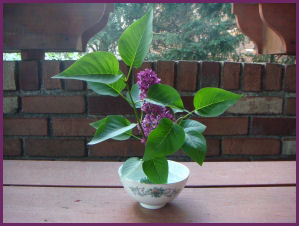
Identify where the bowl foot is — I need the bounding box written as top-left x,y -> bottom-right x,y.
140,202 -> 166,209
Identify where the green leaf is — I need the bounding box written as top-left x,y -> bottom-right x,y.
143,118 -> 185,161
126,84 -> 142,108
52,52 -> 122,84
121,157 -> 143,179
194,87 -> 242,117
171,108 -> 185,114
146,84 -> 184,110
90,117 -> 133,141
111,133 -> 133,141
142,157 -> 168,184
118,9 -> 153,68
181,121 -> 207,166
88,115 -> 136,145
90,119 -> 106,130
88,78 -> 126,97
180,119 -> 206,133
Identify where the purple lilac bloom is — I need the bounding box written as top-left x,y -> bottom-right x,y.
137,68 -> 160,99
136,69 -> 175,144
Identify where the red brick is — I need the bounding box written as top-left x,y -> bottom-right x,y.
88,96 -> 133,115
3,61 -> 17,90
222,138 -> 281,155
156,61 -> 175,86
243,63 -> 262,91
227,97 -> 283,114
176,61 -> 198,91
264,63 -> 283,91
24,139 -> 85,157
194,117 -> 248,135
21,50 -> 44,60
132,127 -> 140,136
19,61 -> 39,91
42,61 -> 61,90
285,64 -> 296,92
282,138 -> 296,155
205,157 -> 250,161
22,96 -> 85,113
286,98 -> 296,115
222,62 -> 241,90
53,118 -> 96,136
133,62 -> 153,83
3,97 -> 18,114
119,60 -> 129,77
65,80 -> 85,91
251,117 -> 295,136
89,139 -> 144,157
181,96 -> 194,111
4,118 -> 48,135
206,138 -> 220,156
3,139 -> 22,156
130,118 -> 141,136
63,61 -> 84,91
200,61 -> 220,88
62,60 -> 76,70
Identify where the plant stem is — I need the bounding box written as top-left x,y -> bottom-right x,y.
123,65 -> 145,139
176,109 -> 196,125
118,92 -> 129,103
140,110 -> 144,122
125,83 -> 146,139
130,133 -> 142,141
125,66 -> 133,83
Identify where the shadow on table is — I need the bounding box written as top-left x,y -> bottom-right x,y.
132,201 -> 203,223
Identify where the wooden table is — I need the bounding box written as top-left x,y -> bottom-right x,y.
3,160 -> 296,223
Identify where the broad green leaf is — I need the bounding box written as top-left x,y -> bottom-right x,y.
126,84 -> 142,108
52,52 -> 122,84
143,118 -> 185,161
181,121 -> 207,166
180,119 -> 206,133
121,157 -> 143,178
90,118 -> 106,130
146,84 -> 184,110
142,157 -> 168,184
194,87 -> 242,117
171,108 -> 185,114
88,78 -> 126,97
88,115 -> 136,145
118,9 -> 153,68
111,133 -> 133,141
90,117 -> 133,141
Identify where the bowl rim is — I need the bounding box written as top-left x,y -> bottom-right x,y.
118,160 -> 190,185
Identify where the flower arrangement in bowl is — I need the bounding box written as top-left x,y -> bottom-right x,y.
53,9 -> 242,209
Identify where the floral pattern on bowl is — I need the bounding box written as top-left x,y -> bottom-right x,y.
119,160 -> 189,209
129,186 -> 181,198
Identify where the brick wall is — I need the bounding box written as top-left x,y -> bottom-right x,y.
3,60 -> 296,161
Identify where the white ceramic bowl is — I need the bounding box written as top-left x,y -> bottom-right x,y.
118,160 -> 190,209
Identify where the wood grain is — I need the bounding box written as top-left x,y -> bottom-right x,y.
4,4 -> 113,52
232,4 -> 263,53
3,186 -> 296,223
259,3 -> 296,55
3,160 -> 296,187
232,3 -> 296,55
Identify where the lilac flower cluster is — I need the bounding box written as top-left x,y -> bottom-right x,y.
136,69 -> 174,143
137,68 -> 161,99
140,103 -> 175,138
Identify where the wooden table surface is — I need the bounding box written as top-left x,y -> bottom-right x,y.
3,160 -> 296,223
